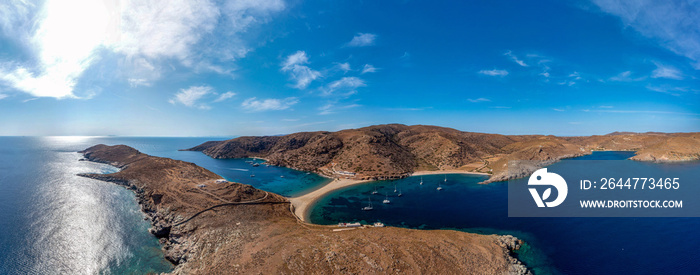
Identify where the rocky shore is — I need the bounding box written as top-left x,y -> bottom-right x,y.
186,124 -> 700,183
78,144 -> 530,274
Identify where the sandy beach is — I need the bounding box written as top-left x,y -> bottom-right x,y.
289,178 -> 371,222
290,170 -> 490,222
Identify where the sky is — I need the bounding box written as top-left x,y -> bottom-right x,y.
0,0 -> 698,136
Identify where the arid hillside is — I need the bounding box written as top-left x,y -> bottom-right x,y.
79,144 -> 528,274
186,124 -> 700,183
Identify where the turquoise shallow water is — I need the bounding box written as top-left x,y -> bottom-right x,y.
309,151 -> 700,275
0,136 -> 329,274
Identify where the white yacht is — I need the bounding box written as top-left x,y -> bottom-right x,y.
362,197 -> 373,211
383,193 -> 390,204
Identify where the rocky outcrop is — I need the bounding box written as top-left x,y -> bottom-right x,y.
187,124 -> 700,183
629,134 -> 700,162
79,144 -> 529,274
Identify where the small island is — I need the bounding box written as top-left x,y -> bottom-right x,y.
78,144 -> 528,274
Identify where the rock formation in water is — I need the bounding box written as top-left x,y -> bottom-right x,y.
79,144 -> 529,274
185,124 -> 700,183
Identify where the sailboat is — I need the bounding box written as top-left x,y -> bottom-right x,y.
372,186 -> 378,195
397,188 -> 403,197
437,182 -> 443,191
394,184 -> 397,193
419,176 -> 423,185
383,193 -> 391,204
444,175 -> 447,182
362,197 -> 373,210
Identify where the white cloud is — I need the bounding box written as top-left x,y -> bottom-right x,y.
117,0 -> 284,70
169,85 -> 214,109
569,72 -> 582,80
0,0 -> 115,98
361,64 -> 378,74
536,58 -> 551,79
318,102 -> 361,115
241,97 -> 298,111
0,0 -> 35,36
214,91 -> 236,102
281,51 -> 321,89
646,84 -> 687,96
116,1 -> 219,60
591,0 -> 700,69
322,76 -> 366,96
0,94 -> 8,100
335,62 -> 351,73
610,71 -> 631,81
558,80 -> 576,86
467,98 -> 491,103
478,69 -> 508,76
609,71 -> 646,82
553,108 -> 565,112
0,0 -> 285,99
651,62 -> 683,80
504,50 -> 528,67
127,78 -> 151,87
346,33 -> 377,47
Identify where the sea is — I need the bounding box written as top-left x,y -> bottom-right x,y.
1,137 -> 698,274
309,151 -> 700,274
0,136 -> 330,274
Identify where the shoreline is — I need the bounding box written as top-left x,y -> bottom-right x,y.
411,170 -> 490,176
80,144 -> 530,274
289,178 -> 371,222
290,170 -> 490,222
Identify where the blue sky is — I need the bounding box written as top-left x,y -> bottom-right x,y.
0,0 -> 698,136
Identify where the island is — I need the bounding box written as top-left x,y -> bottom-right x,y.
186,124 -> 700,221
185,124 -> 700,184
78,144 -> 528,274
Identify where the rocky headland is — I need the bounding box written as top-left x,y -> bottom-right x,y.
184,124 -> 700,183
78,144 -> 529,274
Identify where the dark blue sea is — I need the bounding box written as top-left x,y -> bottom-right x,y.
309,151 -> 700,274
0,136 -> 330,274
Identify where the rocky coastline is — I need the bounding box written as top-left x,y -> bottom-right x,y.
78,144 -> 530,274
186,124 -> 700,184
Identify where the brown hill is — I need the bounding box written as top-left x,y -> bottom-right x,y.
79,144 -> 528,274
186,124 -> 700,183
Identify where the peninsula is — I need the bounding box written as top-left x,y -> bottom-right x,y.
186,124 -> 700,183
78,144 -> 528,274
